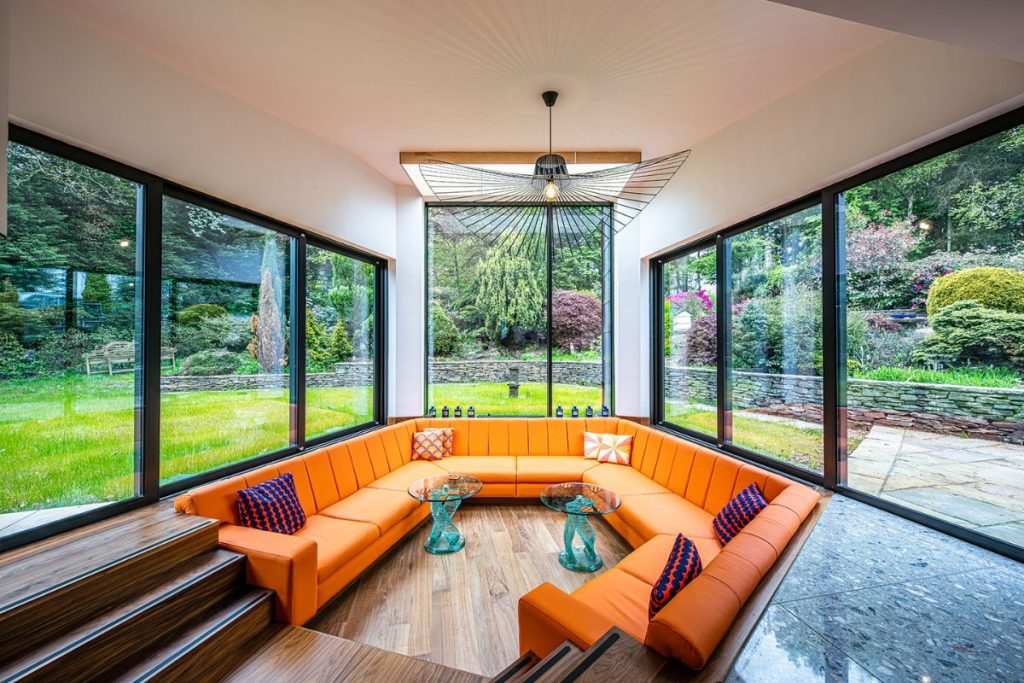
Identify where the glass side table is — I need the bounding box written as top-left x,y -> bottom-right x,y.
408,473 -> 483,554
540,482 -> 621,572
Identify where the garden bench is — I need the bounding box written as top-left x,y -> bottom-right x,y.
83,341 -> 176,375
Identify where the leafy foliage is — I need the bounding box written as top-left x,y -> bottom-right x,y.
328,322 -> 353,362
0,280 -> 24,338
171,315 -> 250,359
926,267 -> 1024,316
551,289 -> 602,352
914,301 -> 1024,369
685,312 -> 717,366
180,349 -> 243,376
429,303 -> 461,357
175,303 -> 229,326
306,311 -> 333,372
474,248 -> 544,346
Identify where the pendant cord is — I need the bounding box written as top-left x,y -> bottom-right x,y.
548,106 -> 552,155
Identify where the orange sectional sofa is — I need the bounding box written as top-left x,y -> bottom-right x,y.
174,417 -> 819,669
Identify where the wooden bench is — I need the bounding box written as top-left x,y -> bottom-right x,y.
83,341 -> 176,375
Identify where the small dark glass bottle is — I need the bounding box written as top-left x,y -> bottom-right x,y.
601,405 -> 610,417
467,406 -> 475,418
428,405 -> 436,417
454,406 -> 462,418
585,406 -> 594,418
571,406 -> 580,418
441,406 -> 449,418
555,405 -> 564,417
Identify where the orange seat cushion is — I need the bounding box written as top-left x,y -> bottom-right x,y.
368,460 -> 446,492
571,568 -> 652,643
617,493 -> 718,540
616,534 -> 721,586
433,456 -> 517,483
319,487 -> 422,533
293,515 -> 379,582
582,463 -> 670,496
515,456 -> 600,483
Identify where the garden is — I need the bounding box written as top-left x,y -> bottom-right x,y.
663,122 -> 1024,474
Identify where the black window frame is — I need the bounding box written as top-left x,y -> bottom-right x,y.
651,104 -> 1024,563
423,201 -> 615,417
2,124 -> 387,551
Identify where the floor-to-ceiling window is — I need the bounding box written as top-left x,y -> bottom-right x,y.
839,120 -> 1024,549
653,107 -> 1024,560
305,242 -> 377,440
2,126 -> 385,550
426,204 -> 612,417
1,140 -> 143,537
725,204 -> 823,473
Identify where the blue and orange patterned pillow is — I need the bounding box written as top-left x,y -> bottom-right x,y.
649,533 -> 702,619
237,472 -> 306,534
713,483 -> 768,544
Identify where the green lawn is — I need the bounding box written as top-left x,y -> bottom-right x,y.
0,375 -> 372,512
665,406 -> 830,472
428,382 -> 604,416
850,365 -> 1021,388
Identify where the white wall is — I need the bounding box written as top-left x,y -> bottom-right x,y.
614,36 -> 1024,417
393,187 -> 426,417
0,0 -> 9,237
7,1 -> 397,258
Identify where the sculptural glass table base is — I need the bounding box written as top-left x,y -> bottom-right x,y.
408,473 -> 483,554
540,482 -> 622,572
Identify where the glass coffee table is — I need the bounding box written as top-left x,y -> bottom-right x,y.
540,482 -> 621,572
408,473 -> 483,554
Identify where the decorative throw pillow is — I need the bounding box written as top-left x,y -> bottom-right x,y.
713,483 -> 769,544
595,434 -> 633,465
237,472 -> 306,535
583,431 -> 604,459
649,533 -> 702,619
413,428 -> 454,460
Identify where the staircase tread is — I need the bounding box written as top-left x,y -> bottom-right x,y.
490,651 -> 540,683
111,588 -> 275,682
521,641 -> 584,682
0,549 -> 243,678
223,626 -> 487,683
0,502 -> 216,612
564,628 -> 668,682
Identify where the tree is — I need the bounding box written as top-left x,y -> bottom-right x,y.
0,280 -> 25,338
328,322 -> 353,362
249,238 -> 286,373
429,303 -> 461,357
474,248 -> 544,345
551,290 -> 602,353
81,273 -> 113,311
306,311 -> 332,371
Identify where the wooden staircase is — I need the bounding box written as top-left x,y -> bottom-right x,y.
0,503 -> 273,683
489,628 -> 697,683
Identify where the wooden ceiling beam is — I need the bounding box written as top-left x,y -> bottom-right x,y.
399,150 -> 641,165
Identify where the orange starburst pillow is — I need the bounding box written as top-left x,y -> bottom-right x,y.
583,432 -> 633,465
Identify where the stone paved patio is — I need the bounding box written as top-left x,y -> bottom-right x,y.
848,425 -> 1024,547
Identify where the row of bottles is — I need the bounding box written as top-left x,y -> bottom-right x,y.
425,405 -> 611,418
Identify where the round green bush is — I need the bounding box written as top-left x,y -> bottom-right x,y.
926,267 -> 1024,317
176,303 -> 229,326
180,349 -> 242,376
430,303 -> 461,357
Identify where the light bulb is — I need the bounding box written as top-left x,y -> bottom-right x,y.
543,178 -> 560,202
119,238 -> 131,248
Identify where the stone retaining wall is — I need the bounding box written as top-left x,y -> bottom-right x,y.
665,365 -> 1024,443
160,362 -> 373,392
428,360 -> 603,386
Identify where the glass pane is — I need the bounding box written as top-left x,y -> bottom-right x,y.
550,206 -> 610,416
2,142 -> 141,537
426,206 -> 549,416
662,245 -> 717,435
842,122 -> 1024,549
160,197 -> 292,483
726,205 -> 823,472
305,244 -> 376,439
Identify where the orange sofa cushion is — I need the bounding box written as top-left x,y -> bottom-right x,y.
433,455 -> 517,483
294,515 -> 379,581
318,487 -> 421,533
615,492 -> 719,540
583,462 -> 670,496
515,455 -> 600,483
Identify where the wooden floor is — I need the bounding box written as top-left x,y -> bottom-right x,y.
307,502 -> 632,677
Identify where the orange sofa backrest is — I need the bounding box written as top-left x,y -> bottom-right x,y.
413,417 -> 622,457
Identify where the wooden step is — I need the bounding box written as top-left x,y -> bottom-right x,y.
0,548 -> 243,682
561,628 -> 669,682
490,651 -> 540,683
222,626 -> 487,683
0,503 -> 218,664
520,641 -> 584,683
111,588 -> 275,683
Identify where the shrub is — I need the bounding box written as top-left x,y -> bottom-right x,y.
551,289 -> 602,353
430,303 -> 461,357
685,312 -> 717,366
175,303 -> 229,326
328,322 -> 353,362
180,349 -> 242,376
731,287 -> 821,375
0,279 -> 25,338
171,315 -> 250,358
914,301 -> 1024,369
37,329 -> 94,374
0,332 -> 32,375
926,267 -> 1024,317
306,312 -> 332,372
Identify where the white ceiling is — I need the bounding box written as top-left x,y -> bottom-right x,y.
44,0 -> 890,185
